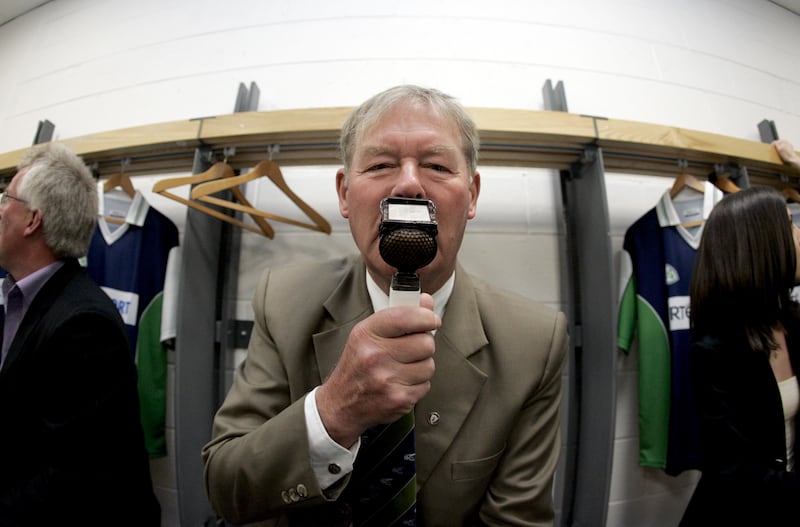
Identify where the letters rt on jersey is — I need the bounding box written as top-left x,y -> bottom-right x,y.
101,286 -> 140,326
668,295 -> 690,331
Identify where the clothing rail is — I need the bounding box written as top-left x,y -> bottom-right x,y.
0,107 -> 797,186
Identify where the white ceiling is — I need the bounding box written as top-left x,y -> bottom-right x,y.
772,0 -> 800,14
0,0 -> 50,27
0,1 -> 799,31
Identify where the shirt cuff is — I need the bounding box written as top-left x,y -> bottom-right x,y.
305,386 -> 360,490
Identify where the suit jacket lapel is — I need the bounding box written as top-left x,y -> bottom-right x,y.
416,268 -> 488,488
312,259 -> 372,381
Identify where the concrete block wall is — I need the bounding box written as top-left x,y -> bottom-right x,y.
1,1 -> 798,525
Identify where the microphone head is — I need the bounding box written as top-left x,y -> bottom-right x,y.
379,227 -> 438,273
378,197 -> 438,274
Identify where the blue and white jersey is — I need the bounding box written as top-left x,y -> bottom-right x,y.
87,187 -> 180,458
618,182 -> 723,474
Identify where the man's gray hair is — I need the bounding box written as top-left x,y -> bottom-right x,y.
17,143 -> 98,258
339,85 -> 479,180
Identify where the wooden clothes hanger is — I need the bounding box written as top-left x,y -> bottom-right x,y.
669,172 -> 705,198
668,170 -> 706,228
101,171 -> 136,224
104,172 -> 136,198
711,176 -> 741,194
707,164 -> 744,194
152,162 -> 275,238
783,186 -> 800,204
190,159 -> 331,234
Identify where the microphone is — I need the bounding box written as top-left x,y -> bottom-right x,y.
374,198 -> 437,524
378,197 -> 438,307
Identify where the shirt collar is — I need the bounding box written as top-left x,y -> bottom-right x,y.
655,180 -> 723,227
3,260 -> 64,307
96,181 -> 147,227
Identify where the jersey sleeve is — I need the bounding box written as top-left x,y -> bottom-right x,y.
160,246 -> 181,344
617,248 -> 636,353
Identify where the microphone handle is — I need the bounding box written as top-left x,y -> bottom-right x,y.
389,288 -> 420,307
387,270 -> 420,512
389,271 -> 420,307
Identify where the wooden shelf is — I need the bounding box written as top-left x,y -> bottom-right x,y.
0,107 -> 797,187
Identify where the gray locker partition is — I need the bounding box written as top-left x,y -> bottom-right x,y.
559,146 -> 617,526
544,79 -> 616,526
174,147 -> 223,526
176,83 -> 256,526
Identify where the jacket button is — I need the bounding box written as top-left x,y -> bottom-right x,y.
281,490 -> 291,504
297,484 -> 308,498
328,463 -> 342,474
288,488 -> 300,502
428,411 -> 440,425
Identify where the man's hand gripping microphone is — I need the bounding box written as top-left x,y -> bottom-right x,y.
378,197 -> 438,307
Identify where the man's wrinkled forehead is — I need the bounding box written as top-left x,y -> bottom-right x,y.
356,104 -> 458,151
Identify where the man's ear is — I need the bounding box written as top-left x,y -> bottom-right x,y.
467,171 -> 481,220
336,169 -> 350,219
23,209 -> 43,237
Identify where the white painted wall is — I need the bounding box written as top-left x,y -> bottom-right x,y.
1,1 -> 798,526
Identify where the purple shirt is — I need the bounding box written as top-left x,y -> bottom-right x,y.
1,261 -> 64,367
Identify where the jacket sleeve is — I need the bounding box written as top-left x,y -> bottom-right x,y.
201,267 -> 345,524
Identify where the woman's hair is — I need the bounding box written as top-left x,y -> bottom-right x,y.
690,185 -> 797,353
17,142 -> 98,259
339,84 -> 479,180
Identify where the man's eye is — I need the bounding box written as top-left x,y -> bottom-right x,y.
425,164 -> 450,172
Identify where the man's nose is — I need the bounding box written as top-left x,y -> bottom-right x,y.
392,161 -> 425,199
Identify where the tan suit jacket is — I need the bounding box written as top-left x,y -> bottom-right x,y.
202,255 -> 568,527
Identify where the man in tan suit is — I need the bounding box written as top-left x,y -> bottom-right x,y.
202,85 -> 568,527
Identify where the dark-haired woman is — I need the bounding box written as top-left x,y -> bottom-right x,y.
681,185 -> 800,525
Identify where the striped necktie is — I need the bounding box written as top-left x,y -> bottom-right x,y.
351,412 -> 416,526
